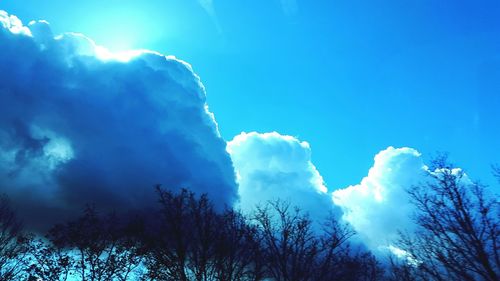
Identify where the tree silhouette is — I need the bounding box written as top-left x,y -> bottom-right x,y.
493,164 -> 500,184
141,187 -> 219,281
252,200 -> 320,281
0,195 -> 30,280
0,186 -> 399,280
211,209 -> 265,281
397,159 -> 499,281
250,199 -> 378,281
46,206 -> 143,281
336,251 -> 385,281
27,237 -> 72,281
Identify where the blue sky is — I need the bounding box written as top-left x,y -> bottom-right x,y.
2,0 -> 500,190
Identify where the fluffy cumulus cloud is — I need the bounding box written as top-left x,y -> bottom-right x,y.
227,132 -> 337,222
0,11 -> 237,229
332,147 -> 429,253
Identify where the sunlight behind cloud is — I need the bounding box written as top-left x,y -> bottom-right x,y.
71,4 -> 178,53
0,10 -> 237,230
89,23 -> 146,52
94,46 -> 154,62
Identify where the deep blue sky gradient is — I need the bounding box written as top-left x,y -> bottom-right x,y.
3,0 -> 500,189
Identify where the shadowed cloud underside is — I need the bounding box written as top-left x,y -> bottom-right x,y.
0,11 -> 237,229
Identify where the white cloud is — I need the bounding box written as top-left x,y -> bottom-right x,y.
227,132 -> 336,223
332,147 -> 478,258
332,147 -> 428,253
0,11 -> 236,229
0,10 -> 31,35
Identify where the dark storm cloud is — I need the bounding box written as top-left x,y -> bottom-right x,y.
0,11 -> 237,229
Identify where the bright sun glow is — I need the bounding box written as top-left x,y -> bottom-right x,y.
94,45 -> 148,62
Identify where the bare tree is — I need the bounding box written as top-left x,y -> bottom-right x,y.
252,200 -> 360,281
212,209 -> 265,281
386,255 -> 419,281
492,164 -> 500,184
142,187 -> 222,281
335,251 -> 385,281
0,195 -> 30,280
313,216 -> 357,280
252,200 -> 318,281
397,159 -> 499,281
26,238 -> 72,281
48,206 -> 143,281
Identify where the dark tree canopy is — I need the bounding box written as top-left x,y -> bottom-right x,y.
0,157 -> 497,281
0,195 -> 30,280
